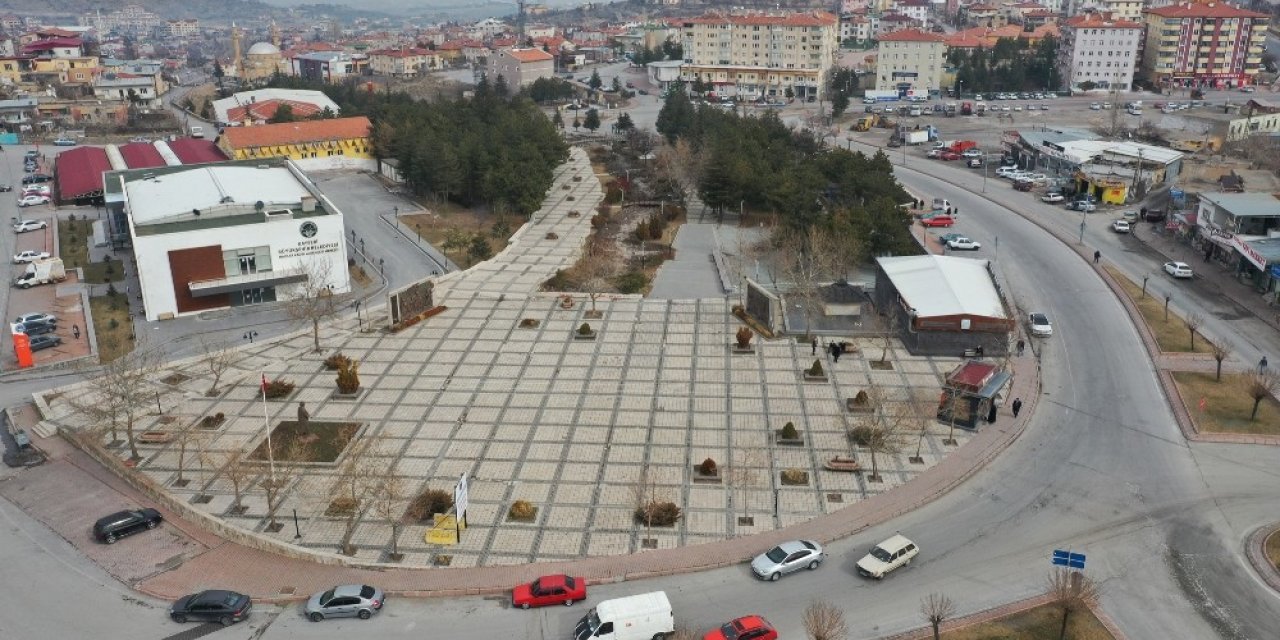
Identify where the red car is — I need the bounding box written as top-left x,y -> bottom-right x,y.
512,574 -> 586,609
939,150 -> 961,161
921,215 -> 955,227
704,615 -> 778,640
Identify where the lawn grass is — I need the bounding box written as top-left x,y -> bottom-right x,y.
1106,267 -> 1212,354
58,218 -> 93,269
943,603 -> 1114,640
401,202 -> 516,268
1266,529 -> 1280,571
88,294 -> 134,363
249,421 -> 359,464
1172,371 -> 1280,436
82,258 -> 125,283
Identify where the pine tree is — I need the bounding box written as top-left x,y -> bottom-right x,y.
583,108 -> 601,131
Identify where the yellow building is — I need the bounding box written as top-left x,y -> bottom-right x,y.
218,116 -> 374,172
32,56 -> 98,84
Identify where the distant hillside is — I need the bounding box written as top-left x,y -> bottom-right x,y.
8,0 -> 383,21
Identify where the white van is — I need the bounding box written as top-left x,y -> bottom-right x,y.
573,591 -> 674,640
190,125 -> 204,138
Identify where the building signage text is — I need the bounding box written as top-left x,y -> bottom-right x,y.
279,238 -> 340,259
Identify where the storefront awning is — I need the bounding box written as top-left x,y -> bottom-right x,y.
189,270 -> 307,296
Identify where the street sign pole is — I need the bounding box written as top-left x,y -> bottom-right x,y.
1052,549 -> 1087,570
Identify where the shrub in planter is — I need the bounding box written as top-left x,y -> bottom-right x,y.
634,501 -> 681,526
407,489 -> 454,521
612,271 -> 648,294
263,378 -> 295,399
781,468 -> 808,485
851,390 -> 871,407
780,422 -> 800,440
578,322 -> 593,336
807,359 -> 825,377
508,500 -> 537,520
848,425 -> 875,446
698,458 -> 718,476
324,353 -> 352,371
335,358 -> 360,394
199,412 -> 226,429
735,327 -> 753,348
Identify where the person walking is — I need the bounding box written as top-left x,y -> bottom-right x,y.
1093,250 -> 1101,264
811,336 -> 818,356
1261,356 -> 1269,374
71,324 -> 80,339
1016,339 -> 1025,356
1011,397 -> 1023,418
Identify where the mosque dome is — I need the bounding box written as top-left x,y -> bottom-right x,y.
247,42 -> 280,56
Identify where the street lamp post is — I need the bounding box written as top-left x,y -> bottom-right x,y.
243,330 -> 258,343
1078,206 -> 1087,243
353,299 -> 363,332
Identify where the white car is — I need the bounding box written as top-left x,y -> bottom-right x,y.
947,237 -> 982,251
18,194 -> 50,207
1164,261 -> 1193,278
13,312 -> 56,325
1102,102 -> 1113,109
961,148 -> 982,158
1022,173 -> 1048,183
22,185 -> 50,196
13,219 -> 47,233
13,250 -> 51,264
1029,312 -> 1053,337
856,534 -> 919,579
1111,220 -> 1131,233
862,97 -> 876,104
1041,193 -> 1065,203
995,167 -> 1021,178
1089,102 -> 1102,110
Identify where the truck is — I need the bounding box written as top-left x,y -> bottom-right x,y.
948,140 -> 978,154
960,101 -> 973,116
574,591 -> 674,640
904,130 -> 930,145
14,258 -> 65,289
853,114 -> 878,131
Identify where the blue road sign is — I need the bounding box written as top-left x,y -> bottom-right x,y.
1052,549 -> 1086,569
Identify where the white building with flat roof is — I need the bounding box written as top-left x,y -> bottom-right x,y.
105,158 -> 350,321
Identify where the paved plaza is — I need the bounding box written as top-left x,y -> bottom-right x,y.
37,148 -> 976,569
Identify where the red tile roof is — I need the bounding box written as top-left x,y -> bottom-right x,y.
368,47 -> 436,58
166,138 -> 229,164
118,142 -> 165,169
226,99 -> 324,124
1147,0 -> 1267,18
879,28 -> 947,42
221,116 -> 371,150
55,146 -> 112,200
508,48 -> 554,63
684,11 -> 839,27
1064,13 -> 1141,28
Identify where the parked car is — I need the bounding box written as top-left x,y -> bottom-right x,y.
946,237 -> 982,250
1068,200 -> 1097,212
1164,261 -> 1193,278
703,615 -> 778,640
1013,179 -> 1034,192
1111,220 -> 1131,233
750,539 -> 826,581
22,173 -> 52,184
967,157 -> 983,168
939,150 -> 961,161
13,250 -> 51,263
938,233 -> 964,244
1022,173 -> 1049,183
0,184 -> 9,192
28,334 -> 62,351
1121,210 -> 1139,222
512,574 -> 586,609
14,318 -> 56,335
961,148 -> 983,158
1089,102 -> 1102,110
23,150 -> 38,159
305,584 -> 385,621
17,194 -> 50,207
170,590 -> 252,626
14,312 -> 56,326
53,137 -> 77,146
1041,193 -> 1065,203
93,508 -> 163,544
856,534 -> 920,579
921,215 -> 955,228
13,219 -> 47,232
926,149 -> 943,158
1029,312 -> 1053,337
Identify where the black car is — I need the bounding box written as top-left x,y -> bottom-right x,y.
0,184 -> 10,192
170,590 -> 253,626
16,319 -> 56,336
92,508 -> 163,544
28,335 -> 61,351
22,174 -> 52,184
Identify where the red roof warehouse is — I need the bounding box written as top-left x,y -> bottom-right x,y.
165,138 -> 229,165
55,146 -> 112,202
118,142 -> 166,169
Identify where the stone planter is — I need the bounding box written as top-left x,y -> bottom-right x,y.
846,398 -> 876,414
567,210 -> 581,218
574,330 -> 597,340
774,430 -> 805,446
869,360 -> 894,371
329,388 -> 368,402
731,344 -> 755,354
584,309 -> 603,319
802,372 -> 828,382
519,318 -> 540,329
545,232 -> 559,240
692,467 -> 722,484
780,470 -> 810,486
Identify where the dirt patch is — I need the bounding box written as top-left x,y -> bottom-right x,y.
1267,529 -> 1280,570
1172,371 -> 1280,436
1107,267 -> 1213,354
941,603 -> 1114,640
349,264 -> 372,287
249,421 -> 360,464
89,295 -> 134,363
401,202 -> 515,267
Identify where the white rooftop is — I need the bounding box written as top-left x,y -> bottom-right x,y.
125,165 -> 312,226
211,88 -> 340,124
877,255 -> 1006,319
1057,139 -> 1183,166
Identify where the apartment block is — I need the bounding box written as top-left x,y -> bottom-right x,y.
1142,0 -> 1269,89
1058,12 -> 1143,91
679,11 -> 840,100
874,28 -> 946,94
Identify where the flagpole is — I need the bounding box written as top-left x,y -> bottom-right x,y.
261,373 -> 276,484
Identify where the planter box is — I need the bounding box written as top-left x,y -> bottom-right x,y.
869,360 -> 894,371
573,331 -> 597,340
137,431 -> 173,444
780,470 -> 810,486
774,430 -> 805,446
802,373 -> 828,382
731,345 -> 755,354
329,388 -> 367,402
846,398 -> 876,414
584,309 -> 603,319
823,456 -> 860,472
692,466 -> 722,484
519,318 -> 541,329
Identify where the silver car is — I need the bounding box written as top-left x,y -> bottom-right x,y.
750,539 -> 826,581
304,584 -> 385,621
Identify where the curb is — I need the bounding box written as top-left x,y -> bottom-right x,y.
1245,524 -> 1280,594
882,592 -> 1129,640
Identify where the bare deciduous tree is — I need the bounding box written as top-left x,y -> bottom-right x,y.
1185,313 -> 1203,351
172,420 -> 206,487
802,599 -> 848,640
370,471 -> 408,561
1046,567 -> 1100,640
199,338 -> 235,396
1245,371 -> 1280,421
218,449 -> 253,513
284,259 -> 347,353
779,228 -> 838,340
330,434 -> 379,555
1211,342 -> 1232,381
726,448 -> 764,517
655,138 -> 703,204
850,402 -> 908,483
71,338 -> 164,461
920,592 -> 956,640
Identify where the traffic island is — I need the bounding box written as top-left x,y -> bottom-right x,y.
1170,372 -> 1280,437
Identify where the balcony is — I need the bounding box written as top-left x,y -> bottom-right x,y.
188,270 -> 308,297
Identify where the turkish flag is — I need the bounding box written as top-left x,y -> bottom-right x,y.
261,373 -> 269,392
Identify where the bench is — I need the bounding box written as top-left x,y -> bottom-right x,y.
962,347 -> 986,358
